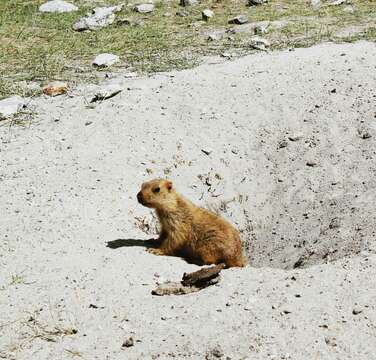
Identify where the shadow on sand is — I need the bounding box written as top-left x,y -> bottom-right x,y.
106,238 -> 205,265
106,238 -> 160,249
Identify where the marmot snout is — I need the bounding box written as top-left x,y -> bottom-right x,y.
137,178 -> 247,268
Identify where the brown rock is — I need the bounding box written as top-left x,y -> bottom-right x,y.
43,81 -> 68,96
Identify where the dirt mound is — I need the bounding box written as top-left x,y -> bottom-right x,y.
1,41 -> 376,359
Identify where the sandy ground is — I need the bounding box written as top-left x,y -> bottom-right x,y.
1,41 -> 376,359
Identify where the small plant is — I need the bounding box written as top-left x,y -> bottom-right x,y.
65,349 -> 84,358
134,214 -> 159,235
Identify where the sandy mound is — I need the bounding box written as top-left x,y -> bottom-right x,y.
1,41 -> 375,359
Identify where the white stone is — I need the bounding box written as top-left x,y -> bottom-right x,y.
228,15 -> 249,25
73,5 -> 123,31
207,32 -> 223,41
311,0 -> 321,9
248,0 -> 268,5
180,0 -> 198,6
328,0 -> 346,5
343,5 -> 354,12
39,0 -> 78,13
254,23 -> 269,34
202,9 -> 214,21
124,72 -> 139,78
92,53 -> 120,67
0,96 -> 27,118
90,84 -> 123,102
134,3 -> 155,13
288,133 -> 304,142
250,36 -> 270,50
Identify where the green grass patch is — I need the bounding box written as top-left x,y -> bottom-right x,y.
0,0 -> 375,98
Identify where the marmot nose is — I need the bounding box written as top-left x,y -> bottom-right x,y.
137,192 -> 143,202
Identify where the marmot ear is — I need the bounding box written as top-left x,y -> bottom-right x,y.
165,180 -> 173,191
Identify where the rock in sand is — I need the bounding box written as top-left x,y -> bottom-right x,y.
228,15 -> 249,25
311,0 -> 321,9
0,96 -> 28,119
134,3 -> 155,13
180,0 -> 198,6
39,0 -> 78,13
202,9 -> 214,21
73,5 -> 123,31
42,81 -> 68,96
92,53 -> 120,67
90,84 -> 123,102
248,0 -> 268,5
249,36 -> 270,50
254,23 -> 269,34
207,32 -> 223,41
328,0 -> 346,5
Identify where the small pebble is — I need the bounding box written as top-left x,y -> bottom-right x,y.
228,15 -> 248,25
278,140 -> 288,149
352,307 -> 363,315
122,337 -> 134,348
306,160 -> 317,167
202,9 -> 214,21
201,148 -> 213,155
288,133 -> 303,141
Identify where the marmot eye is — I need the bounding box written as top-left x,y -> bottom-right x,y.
153,187 -> 160,193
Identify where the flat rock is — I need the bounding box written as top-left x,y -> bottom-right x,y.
254,23 -> 269,34
134,3 -> 155,13
306,160 -> 318,167
151,281 -> 198,295
202,9 -> 214,21
73,5 -> 123,31
180,0 -> 198,6
228,15 -> 248,25
248,0 -> 268,5
343,5 -> 354,12
220,51 -> 236,58
124,71 -> 139,78
288,133 -> 303,141
328,0 -> 346,5
152,265 -> 224,296
311,0 -> 321,8
90,84 -> 123,102
249,36 -> 270,50
39,0 -> 78,13
42,81 -> 68,96
92,53 -> 120,67
176,10 -> 189,17
278,139 -> 288,149
227,20 -> 286,35
352,306 -> 363,315
122,337 -> 135,347
207,32 -> 223,41
0,96 -> 28,119
358,127 -> 372,139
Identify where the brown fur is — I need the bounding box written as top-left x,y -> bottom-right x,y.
137,179 -> 247,268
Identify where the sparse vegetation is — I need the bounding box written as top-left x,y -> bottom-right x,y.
1,312 -> 78,356
0,0 -> 375,98
0,272 -> 36,290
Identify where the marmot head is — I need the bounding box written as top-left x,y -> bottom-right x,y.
137,179 -> 176,210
